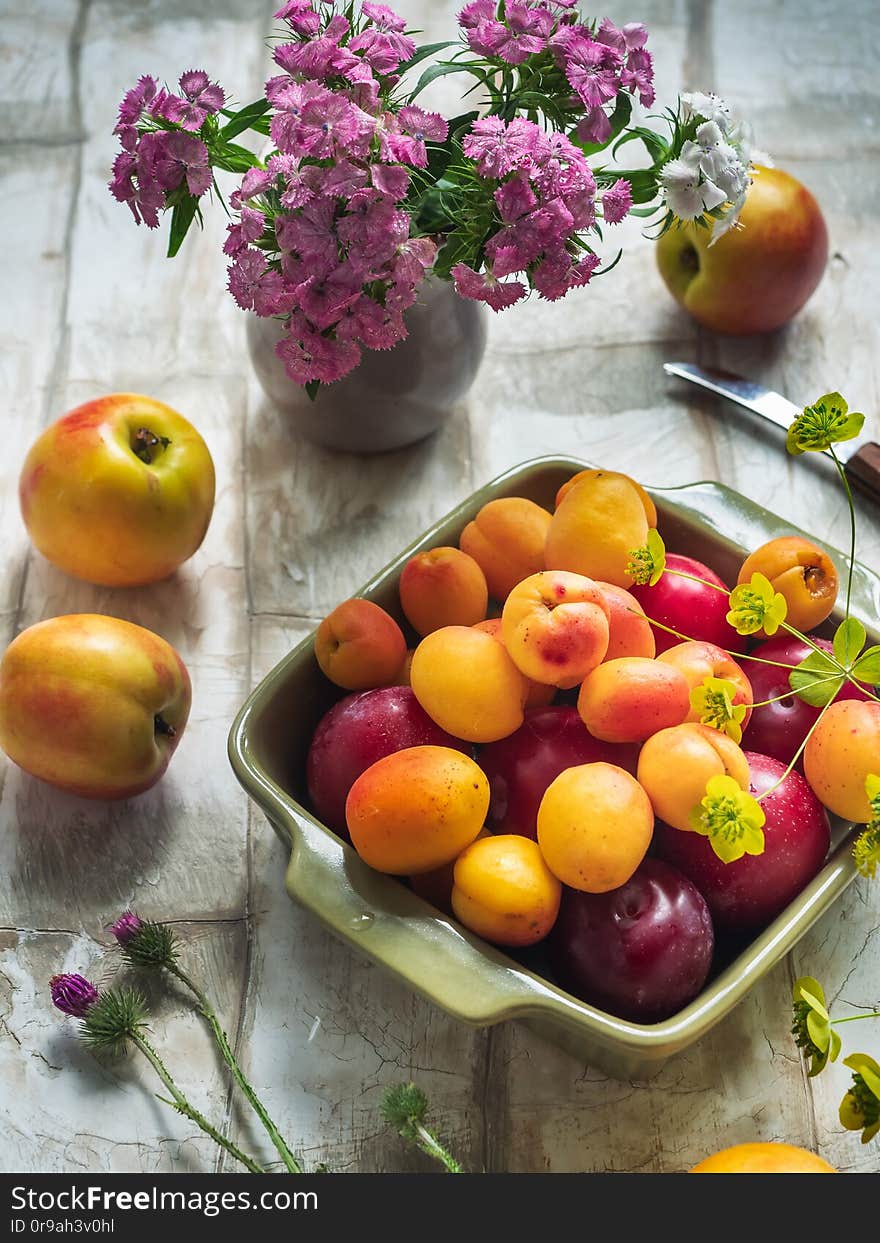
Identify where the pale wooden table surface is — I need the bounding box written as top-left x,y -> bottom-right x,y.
1,0 -> 878,1174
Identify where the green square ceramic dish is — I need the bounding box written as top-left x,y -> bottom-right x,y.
228,456 -> 878,1081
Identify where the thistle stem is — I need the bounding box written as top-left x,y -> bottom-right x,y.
412,1121 -> 464,1174
131,1032 -> 265,1174
167,964 -> 302,1174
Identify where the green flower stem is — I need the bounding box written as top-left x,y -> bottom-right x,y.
131,1032 -> 265,1174
167,964 -> 302,1174
778,619 -> 840,661
833,1012 -> 880,1026
665,568 -> 729,594
750,675 -> 845,709
830,446 -> 857,621
755,705 -> 830,803
411,1121 -> 464,1173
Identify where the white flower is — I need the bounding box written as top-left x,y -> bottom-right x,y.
660,157 -> 727,220
680,91 -> 732,131
709,193 -> 748,243
681,122 -> 744,188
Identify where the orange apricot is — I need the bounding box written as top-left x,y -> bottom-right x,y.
658,640 -> 753,730
737,536 -> 838,632
345,745 -> 488,875
597,582 -> 656,659
473,618 -> 555,708
452,834 -> 562,946
536,762 -> 654,892
637,722 -> 751,833
546,470 -> 655,587
555,468 -> 657,528
399,546 -> 488,636
501,571 -> 610,689
803,699 -> 880,822
410,625 -> 526,742
315,598 -> 407,691
690,1142 -> 836,1174
459,496 -> 552,601
577,657 -> 691,743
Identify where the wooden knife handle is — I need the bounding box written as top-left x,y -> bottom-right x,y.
844,442 -> 880,505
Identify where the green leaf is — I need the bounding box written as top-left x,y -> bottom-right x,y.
409,61 -> 488,103
606,168 -> 658,205
167,195 -> 200,258
211,140 -> 263,175
515,91 -> 567,129
219,98 -> 270,140
834,616 -> 867,667
612,124 -> 669,165
397,40 -> 459,76
789,649 -> 845,707
853,645 -> 880,685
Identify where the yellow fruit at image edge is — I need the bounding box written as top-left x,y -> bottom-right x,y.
19,393 -> 216,587
0,614 -> 191,800
689,1141 -> 836,1173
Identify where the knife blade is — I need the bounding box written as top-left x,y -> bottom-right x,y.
664,361 -> 880,505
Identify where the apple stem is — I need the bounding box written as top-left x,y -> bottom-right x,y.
132,427 -> 171,465
154,714 -> 176,738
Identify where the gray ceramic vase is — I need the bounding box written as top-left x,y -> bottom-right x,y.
246,277 -> 488,454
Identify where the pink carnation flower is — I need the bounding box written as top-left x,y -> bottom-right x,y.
223,204 -> 266,256
494,172 -> 537,223
349,29 -> 416,74
452,262 -> 526,311
276,197 -> 339,269
299,94 -> 361,159
576,106 -> 612,145
477,3 -> 552,64
298,262 -> 365,330
154,131 -> 212,196
390,236 -> 437,285
621,47 -> 655,107
157,70 -> 225,131
463,116 -> 543,179
595,18 -> 648,54
115,75 -> 158,131
276,324 -> 362,384
601,177 -> 632,224
565,39 -> 621,110
362,2 -> 407,31
532,249 -> 600,301
228,248 -> 293,316
457,0 -> 495,28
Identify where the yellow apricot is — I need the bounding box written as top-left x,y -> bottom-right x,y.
460,496 -> 552,601
410,625 -> 526,742
536,762 -> 654,892
452,834 -> 562,946
545,471 -> 653,587
637,722 -> 751,832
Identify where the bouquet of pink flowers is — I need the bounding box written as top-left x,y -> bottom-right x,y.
110,1 -> 757,391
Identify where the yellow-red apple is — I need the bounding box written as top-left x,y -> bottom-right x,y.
0,614 -> 191,799
655,167 -> 828,334
19,394 -> 216,587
